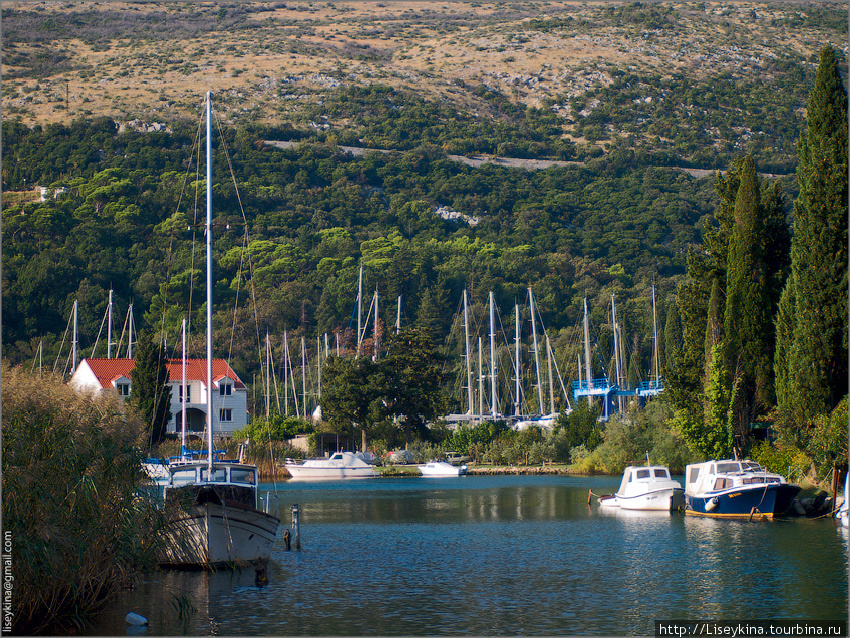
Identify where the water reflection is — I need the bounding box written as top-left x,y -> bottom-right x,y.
91,476 -> 848,636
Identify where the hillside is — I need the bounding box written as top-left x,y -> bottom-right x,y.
1,0 -> 846,415
2,1 -> 847,171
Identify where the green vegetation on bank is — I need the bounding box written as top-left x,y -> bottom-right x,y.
1,364 -> 163,634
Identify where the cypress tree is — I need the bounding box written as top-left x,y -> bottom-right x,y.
723,156 -> 774,448
781,45 -> 849,426
130,332 -> 172,447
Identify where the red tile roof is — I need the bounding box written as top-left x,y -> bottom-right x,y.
81,358 -> 245,390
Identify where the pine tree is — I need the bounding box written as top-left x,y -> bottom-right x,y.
780,45 -> 849,427
129,332 -> 172,446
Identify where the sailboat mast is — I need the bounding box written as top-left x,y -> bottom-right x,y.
463,290 -> 473,418
356,266 -> 363,357
72,300 -> 78,373
396,295 -> 402,334
317,335 -> 322,401
529,288 -> 544,415
373,288 -> 379,360
652,283 -> 660,387
514,304 -> 520,417
583,297 -> 592,389
107,289 -> 113,359
478,337 -> 484,420
128,303 -> 135,359
489,291 -> 497,419
182,318 -> 187,452
205,92 -> 214,471
546,334 -> 555,415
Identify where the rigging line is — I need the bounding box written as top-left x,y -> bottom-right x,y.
212,109 -> 264,371
229,227 -> 249,361
52,305 -> 75,375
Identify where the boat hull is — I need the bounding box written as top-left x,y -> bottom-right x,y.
285,466 -> 377,480
160,502 -> 279,566
685,484 -> 801,519
600,487 -> 684,511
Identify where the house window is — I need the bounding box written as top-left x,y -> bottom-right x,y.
117,383 -> 130,397
219,383 -> 232,397
179,385 -> 191,403
219,408 -> 232,422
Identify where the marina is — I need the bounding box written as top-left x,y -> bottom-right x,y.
91,474 -> 848,636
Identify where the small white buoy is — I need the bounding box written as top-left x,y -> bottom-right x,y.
125,612 -> 149,626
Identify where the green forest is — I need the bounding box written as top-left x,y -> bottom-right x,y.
2,43 -> 846,479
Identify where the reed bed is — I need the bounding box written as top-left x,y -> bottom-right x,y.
2,364 -> 163,634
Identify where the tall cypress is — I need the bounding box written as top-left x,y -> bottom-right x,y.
130,332 -> 172,446
781,45 -> 849,426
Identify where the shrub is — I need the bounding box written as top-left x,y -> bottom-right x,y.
2,364 -> 163,634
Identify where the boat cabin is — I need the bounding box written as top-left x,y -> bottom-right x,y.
685,460 -> 780,495
617,465 -> 674,497
165,462 -> 259,509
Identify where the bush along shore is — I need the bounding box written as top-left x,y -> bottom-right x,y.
2,365 -> 165,635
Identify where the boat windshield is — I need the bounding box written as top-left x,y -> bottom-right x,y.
636,469 -> 650,479
201,467 -> 227,482
654,469 -> 669,478
231,468 -> 257,485
742,461 -> 763,471
716,462 -> 741,474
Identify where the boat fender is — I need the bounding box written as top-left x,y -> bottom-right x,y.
125,612 -> 148,626
705,497 -> 719,512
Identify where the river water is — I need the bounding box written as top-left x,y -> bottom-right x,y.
92,475 -> 848,636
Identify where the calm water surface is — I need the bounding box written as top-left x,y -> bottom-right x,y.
93,475 -> 849,636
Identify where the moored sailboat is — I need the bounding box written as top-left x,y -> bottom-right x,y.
159,93 -> 279,566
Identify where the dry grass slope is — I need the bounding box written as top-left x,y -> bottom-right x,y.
2,0 -> 846,133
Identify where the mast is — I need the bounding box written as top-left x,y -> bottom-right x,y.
265,333 -> 271,417
489,291 -> 497,419
395,295 -> 402,334
356,265 -> 363,357
128,303 -> 135,359
107,289 -> 113,359
283,331 -> 289,415
514,304 -> 521,417
546,334 -> 555,415
652,283 -> 660,388
612,294 -> 623,412
301,337 -> 307,419
317,335 -> 322,401
529,288 -> 544,415
182,318 -> 187,452
205,91 -> 214,471
478,336 -> 484,420
373,288 -> 379,361
583,297 -> 592,391
463,289 -> 473,417
71,300 -> 78,373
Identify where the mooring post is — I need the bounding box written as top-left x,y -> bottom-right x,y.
291,503 -> 301,549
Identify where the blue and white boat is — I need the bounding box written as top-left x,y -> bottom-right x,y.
684,458 -> 801,519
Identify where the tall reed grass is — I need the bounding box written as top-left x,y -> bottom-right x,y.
2,364 -> 163,634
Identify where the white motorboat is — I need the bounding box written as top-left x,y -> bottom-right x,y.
284,451 -> 379,480
598,464 -> 684,511
159,94 -> 279,566
684,458 -> 801,519
419,460 -> 467,477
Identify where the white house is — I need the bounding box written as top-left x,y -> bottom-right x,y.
70,357 -> 248,436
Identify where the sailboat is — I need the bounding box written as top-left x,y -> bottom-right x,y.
159,93 -> 279,567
